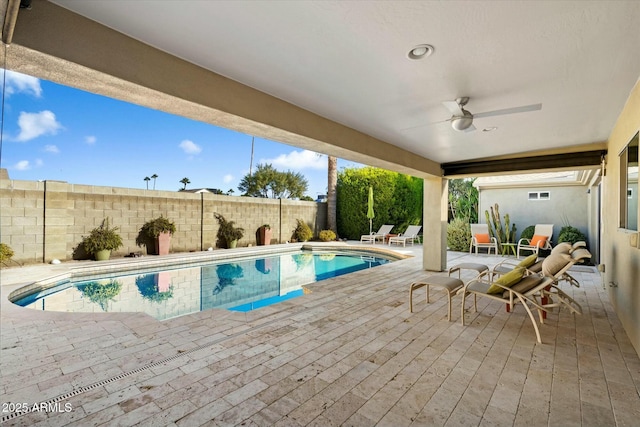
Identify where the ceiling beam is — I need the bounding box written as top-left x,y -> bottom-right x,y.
442,150 -> 607,177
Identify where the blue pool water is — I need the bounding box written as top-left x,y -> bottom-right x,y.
15,251 -> 392,320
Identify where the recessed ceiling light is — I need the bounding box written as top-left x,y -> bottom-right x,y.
482,127 -> 498,132
408,44 -> 434,60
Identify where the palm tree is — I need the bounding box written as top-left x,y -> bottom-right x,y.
144,176 -> 150,190
327,155 -> 338,233
180,177 -> 190,190
151,174 -> 158,190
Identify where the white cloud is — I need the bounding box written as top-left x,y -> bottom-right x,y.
85,135 -> 96,145
179,139 -> 202,155
5,71 -> 42,97
44,145 -> 59,153
261,150 -> 325,170
14,160 -> 30,170
15,110 -> 63,142
35,159 -> 43,167
223,174 -> 233,184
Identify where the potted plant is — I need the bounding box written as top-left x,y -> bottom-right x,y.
214,213 -> 245,249
257,224 -> 272,246
82,218 -> 123,261
138,216 -> 176,255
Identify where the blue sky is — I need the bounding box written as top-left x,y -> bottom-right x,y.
0,69 -> 362,197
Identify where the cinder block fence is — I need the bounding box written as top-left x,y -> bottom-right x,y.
0,171 -> 326,264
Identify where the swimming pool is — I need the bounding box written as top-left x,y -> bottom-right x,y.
13,248 -> 398,320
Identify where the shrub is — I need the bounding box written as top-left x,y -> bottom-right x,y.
293,219 -> 313,242
447,218 -> 471,252
0,243 -> 14,263
558,226 -> 587,245
337,166 -> 423,239
520,225 -> 536,241
318,230 -> 336,242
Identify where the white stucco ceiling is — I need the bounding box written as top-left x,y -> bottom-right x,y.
51,0 -> 640,165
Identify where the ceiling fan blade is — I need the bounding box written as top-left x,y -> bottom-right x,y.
442,100 -> 464,116
401,118 -> 450,131
473,103 -> 542,119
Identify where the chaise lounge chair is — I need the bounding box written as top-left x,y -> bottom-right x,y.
360,224 -> 394,244
462,242 -> 592,343
388,225 -> 422,246
469,223 -> 498,255
460,268 -> 555,343
517,224 -> 554,258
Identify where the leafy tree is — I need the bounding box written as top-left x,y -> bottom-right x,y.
238,163 -> 308,199
337,166 -> 422,239
448,178 -> 478,222
179,177 -> 190,190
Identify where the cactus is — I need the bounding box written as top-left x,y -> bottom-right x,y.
485,203 -> 517,251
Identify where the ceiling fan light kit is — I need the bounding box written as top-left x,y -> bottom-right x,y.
451,113 -> 473,131
443,97 -> 541,132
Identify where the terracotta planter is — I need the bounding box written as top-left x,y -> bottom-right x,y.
155,232 -> 172,255
258,227 -> 272,245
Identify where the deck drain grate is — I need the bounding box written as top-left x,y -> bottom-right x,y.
0,315 -> 291,423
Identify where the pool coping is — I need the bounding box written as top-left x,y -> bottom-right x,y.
2,242 -> 412,320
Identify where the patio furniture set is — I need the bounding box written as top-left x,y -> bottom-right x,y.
360,224 -> 422,246
409,241 -> 591,343
470,223 -> 554,258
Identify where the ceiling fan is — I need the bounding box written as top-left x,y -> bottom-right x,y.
432,97 -> 542,132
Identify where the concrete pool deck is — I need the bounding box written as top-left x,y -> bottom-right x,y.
1,243 -> 639,426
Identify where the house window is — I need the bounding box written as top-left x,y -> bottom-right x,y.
619,132 -> 638,231
528,191 -> 550,201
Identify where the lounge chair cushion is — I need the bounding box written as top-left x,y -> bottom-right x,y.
528,261 -> 543,273
475,233 -> 491,243
530,235 -> 548,248
571,248 -> 591,262
502,275 -> 543,298
487,267 -> 525,294
552,242 -> 572,255
542,252 -> 573,276
517,254 -> 538,269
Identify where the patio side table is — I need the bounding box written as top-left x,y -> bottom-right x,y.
501,243 -> 517,256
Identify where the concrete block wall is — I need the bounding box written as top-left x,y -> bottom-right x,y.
1,175 -> 326,264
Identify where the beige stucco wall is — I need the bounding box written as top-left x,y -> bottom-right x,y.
0,177 -> 326,264
603,78 -> 640,355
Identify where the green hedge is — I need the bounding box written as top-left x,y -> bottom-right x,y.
337,167 -> 423,239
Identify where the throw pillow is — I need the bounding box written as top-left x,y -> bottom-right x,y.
487,267 -> 525,294
517,254 -> 538,269
475,233 -> 491,244
530,235 -> 548,248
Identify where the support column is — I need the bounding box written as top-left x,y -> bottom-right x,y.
423,176 -> 448,271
